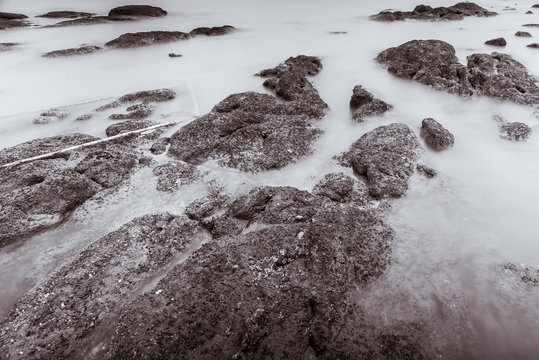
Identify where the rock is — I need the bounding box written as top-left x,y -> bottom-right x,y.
0,12 -> 27,20
0,42 -> 17,51
378,40 -> 539,105
96,89 -> 175,112
485,37 -> 507,46
109,103 -> 155,120
167,55 -> 328,172
349,85 -> 393,122
339,123 -> 421,198
371,2 -> 497,21
526,10 -> 534,14
150,137 -> 170,155
108,5 -> 167,17
168,52 -> 182,57
312,172 -> 369,203
527,43 -> 539,48
45,16 -> 135,28
42,45 -> 102,58
105,31 -> 190,48
533,4 -> 539,8
0,213 -> 201,359
0,18 -> 30,30
515,31 -> 532,37
523,24 -> 539,27
75,113 -> 92,121
502,263 -> 539,286
105,119 -> 157,137
189,25 -> 236,36
74,147 -> 138,188
152,161 -> 202,191
499,122 -> 532,141
420,118 -> 455,150
416,164 -> 437,178
37,11 -> 94,18
32,109 -> 68,125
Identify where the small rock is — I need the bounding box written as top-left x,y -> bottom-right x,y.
0,42 -> 17,51
0,12 -> 28,20
37,11 -> 94,18
153,161 -> 202,191
33,109 -> 68,124
485,37 -> 507,46
189,25 -> 236,36
105,31 -> 189,48
108,5 -> 167,17
150,137 -> 170,155
105,120 -> 156,137
76,114 -> 93,121
416,164 -> 437,178
168,53 -> 182,58
523,24 -> 539,27
371,2 -> 497,21
109,103 -> 155,120
420,118 -> 455,150
42,45 -> 102,58
533,4 -> 539,9
515,31 -> 532,37
349,85 -> 393,122
527,43 -> 539,48
526,10 -> 534,14
499,122 -> 532,141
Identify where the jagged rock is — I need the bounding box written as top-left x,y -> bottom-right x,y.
0,213 -> 201,360
109,103 -> 155,120
190,25 -> 236,36
378,40 -> 539,105
42,45 -> 102,57
108,5 -> 167,17
527,43 -> 539,48
349,85 -> 393,122
420,118 -> 455,150
153,161 -> 202,191
150,137 -> 170,155
339,123 -> 421,198
515,31 -> 532,37
32,109 -> 68,124
485,37 -> 507,46
499,122 -> 532,141
0,12 -> 27,20
167,55 -> 328,172
105,119 -> 156,137
105,31 -> 190,48
37,11 -> 94,18
371,2 -> 497,21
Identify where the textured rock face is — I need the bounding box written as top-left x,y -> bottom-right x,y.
105,31 -> 190,48
515,31 -> 532,37
42,45 -> 102,58
152,161 -> 202,192
0,18 -> 30,30
485,37 -> 507,46
105,120 -> 156,137
371,2 -> 497,22
190,25 -> 236,36
378,40 -> 539,105
0,213 -> 202,360
499,122 -> 532,141
108,5 -> 167,17
420,118 -> 455,150
37,11 -> 94,18
46,16 -> 134,28
168,55 -> 328,172
94,88 -> 174,120
350,85 -> 393,122
0,134 -> 140,246
340,123 -> 421,199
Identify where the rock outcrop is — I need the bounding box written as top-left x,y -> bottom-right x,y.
167,55 -> 328,172
339,123 -> 421,198
0,12 -> 30,29
108,5 -> 167,17
515,31 -> 532,37
37,11 -> 94,18
42,45 -> 102,58
190,25 -> 236,36
105,31 -> 190,48
485,37 -> 507,46
349,85 -> 393,122
93,88 -> 175,120
420,118 -> 455,150
0,12 -> 27,20
371,2 -> 496,22
377,40 -> 539,105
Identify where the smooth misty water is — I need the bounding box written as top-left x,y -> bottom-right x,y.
0,0 -> 538,357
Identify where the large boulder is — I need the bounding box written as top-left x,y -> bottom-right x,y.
349,85 -> 393,122
105,31 -> 190,48
167,55 -> 328,172
371,2 -> 497,21
377,40 -> 539,105
108,5 -> 167,17
420,118 -> 455,150
339,123 -> 422,198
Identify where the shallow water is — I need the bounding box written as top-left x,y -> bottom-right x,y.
0,0 -> 538,357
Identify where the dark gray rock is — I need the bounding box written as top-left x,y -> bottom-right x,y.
74,148 -> 138,188
527,43 -> 539,48
109,103 -> 155,120
45,16 -> 135,28
312,172 -> 369,203
526,10 -> 534,14
371,2 -> 497,21
499,122 -> 532,141
420,118 -> 455,150
168,55 -> 328,172
417,164 -> 437,178
37,11 -> 94,18
378,40 -> 539,105
350,85 -> 393,122
0,18 -> 30,30
75,113 -> 92,121
95,89 -> 174,120
0,213 -> 201,360
523,23 -> 539,27
533,4 -> 539,8
515,31 -> 532,37
108,5 -> 167,17
339,123 -> 421,198
190,25 -> 236,36
105,119 -> 156,137
153,161 -> 202,191
150,137 -> 170,155
0,42 -> 17,51
168,52 -> 182,57
0,12 -> 27,20
32,109 -> 68,124
485,37 -> 507,46
105,31 -> 190,48
42,45 -> 102,58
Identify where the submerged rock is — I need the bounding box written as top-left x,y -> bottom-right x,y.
0,19 -> 30,30
339,123 -> 421,198
485,37 -> 507,46
349,85 -> 393,122
105,31 -> 190,48
42,45 -> 102,58
109,103 -> 155,120
168,55 -> 328,172
515,31 -> 532,37
105,119 -> 156,137
0,134 -> 140,246
46,16 -> 135,28
37,11 -> 94,18
32,109 -> 68,124
190,25 -> 236,36
108,5 -> 167,17
420,118 -> 455,150
153,161 -> 202,191
371,2 -> 497,22
499,122 -> 532,141
377,39 -> 539,105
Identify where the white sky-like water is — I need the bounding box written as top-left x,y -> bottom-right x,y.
0,0 -> 538,357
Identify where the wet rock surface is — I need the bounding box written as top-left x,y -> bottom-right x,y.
150,137 -> 170,155
168,55 -> 328,172
37,11 -> 94,18
485,37 -> 507,46
109,103 -> 155,120
46,16 -> 135,28
339,123 -> 422,199
499,122 -> 532,141
420,118 -> 455,150
108,5 -> 167,17
377,39 -> 539,105
105,120 -> 157,137
0,213 -> 202,360
93,88 -> 174,121
105,31 -> 190,48
350,85 -> 393,122
32,109 -> 68,125
42,45 -> 102,58
515,31 -> 532,37
0,134 -> 140,247
190,25 -> 236,36
153,161 -> 202,192
0,12 -> 28,20
371,2 -> 497,22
